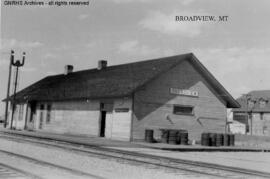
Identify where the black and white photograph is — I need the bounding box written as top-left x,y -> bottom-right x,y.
0,0 -> 270,178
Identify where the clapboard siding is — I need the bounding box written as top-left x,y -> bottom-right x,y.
133,60 -> 227,141
39,100 -> 100,135
8,103 -> 27,130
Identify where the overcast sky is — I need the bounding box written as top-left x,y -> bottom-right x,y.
1,0 -> 270,115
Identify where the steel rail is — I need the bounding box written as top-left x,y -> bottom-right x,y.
0,149 -> 105,179
0,137 -> 226,179
0,163 -> 41,179
0,132 -> 269,178
0,134 -> 229,178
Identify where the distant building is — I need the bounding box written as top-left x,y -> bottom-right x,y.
0,115 -> 4,123
3,53 -> 239,141
232,90 -> 270,136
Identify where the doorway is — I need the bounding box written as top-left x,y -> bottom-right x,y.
100,111 -> 106,137
29,102 -> 37,123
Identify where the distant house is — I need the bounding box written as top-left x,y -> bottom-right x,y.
232,90 -> 270,136
3,53 -> 239,141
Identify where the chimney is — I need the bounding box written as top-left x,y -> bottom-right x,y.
98,60 -> 107,70
64,65 -> 73,75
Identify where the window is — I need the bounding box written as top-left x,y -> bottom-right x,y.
260,113 -> 264,120
40,104 -> 44,110
247,100 -> 255,109
246,124 -> 250,133
173,105 -> 194,115
46,104 -> 51,124
18,105 -> 24,121
259,99 -> 267,108
248,113 -> 252,119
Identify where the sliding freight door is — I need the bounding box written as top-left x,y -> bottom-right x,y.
111,98 -> 132,141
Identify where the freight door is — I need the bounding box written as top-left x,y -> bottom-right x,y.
111,108 -> 131,141
105,112 -> 113,138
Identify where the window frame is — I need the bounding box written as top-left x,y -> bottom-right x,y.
173,105 -> 194,116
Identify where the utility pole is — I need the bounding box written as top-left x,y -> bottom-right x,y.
245,94 -> 251,135
4,50 -> 14,128
10,52 -> 25,130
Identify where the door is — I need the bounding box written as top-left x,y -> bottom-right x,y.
105,112 -> 113,138
111,108 -> 132,141
29,102 -> 37,126
100,111 -> 106,137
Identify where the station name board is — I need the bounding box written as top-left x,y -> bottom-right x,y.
170,88 -> 199,97
115,108 -> 129,113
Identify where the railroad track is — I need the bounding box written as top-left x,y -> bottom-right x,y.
0,131 -> 269,179
0,163 -> 39,179
0,149 -> 104,179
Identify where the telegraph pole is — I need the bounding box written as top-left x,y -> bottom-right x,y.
4,50 -> 14,128
10,52 -> 25,130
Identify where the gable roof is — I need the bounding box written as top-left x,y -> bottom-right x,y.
5,53 -> 240,108
232,90 -> 270,112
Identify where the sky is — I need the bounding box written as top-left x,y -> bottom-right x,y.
0,0 -> 270,115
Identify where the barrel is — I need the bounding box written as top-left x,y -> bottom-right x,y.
201,133 -> 210,146
223,134 -> 230,146
161,130 -> 169,143
216,133 -> 224,147
209,133 -> 217,146
145,129 -> 154,143
179,131 -> 188,145
168,130 -> 179,145
229,134 -> 235,146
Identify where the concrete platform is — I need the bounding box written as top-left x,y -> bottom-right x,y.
0,128 -> 269,152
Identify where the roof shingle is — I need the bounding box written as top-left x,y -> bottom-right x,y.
5,53 -> 240,108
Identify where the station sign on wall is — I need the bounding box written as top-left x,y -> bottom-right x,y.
115,108 -> 130,113
170,88 -> 199,97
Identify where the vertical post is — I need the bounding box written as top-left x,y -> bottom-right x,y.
10,66 -> 19,129
246,96 -> 248,135
225,116 -> 228,134
4,50 -> 14,128
10,52 -> 25,130
250,110 -> 253,136
245,94 -> 251,135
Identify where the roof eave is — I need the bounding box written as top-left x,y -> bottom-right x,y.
190,54 -> 240,109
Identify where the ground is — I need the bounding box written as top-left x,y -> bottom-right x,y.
0,136 -> 208,179
0,126 -> 270,179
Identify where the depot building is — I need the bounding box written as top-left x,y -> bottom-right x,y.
4,53 -> 240,141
